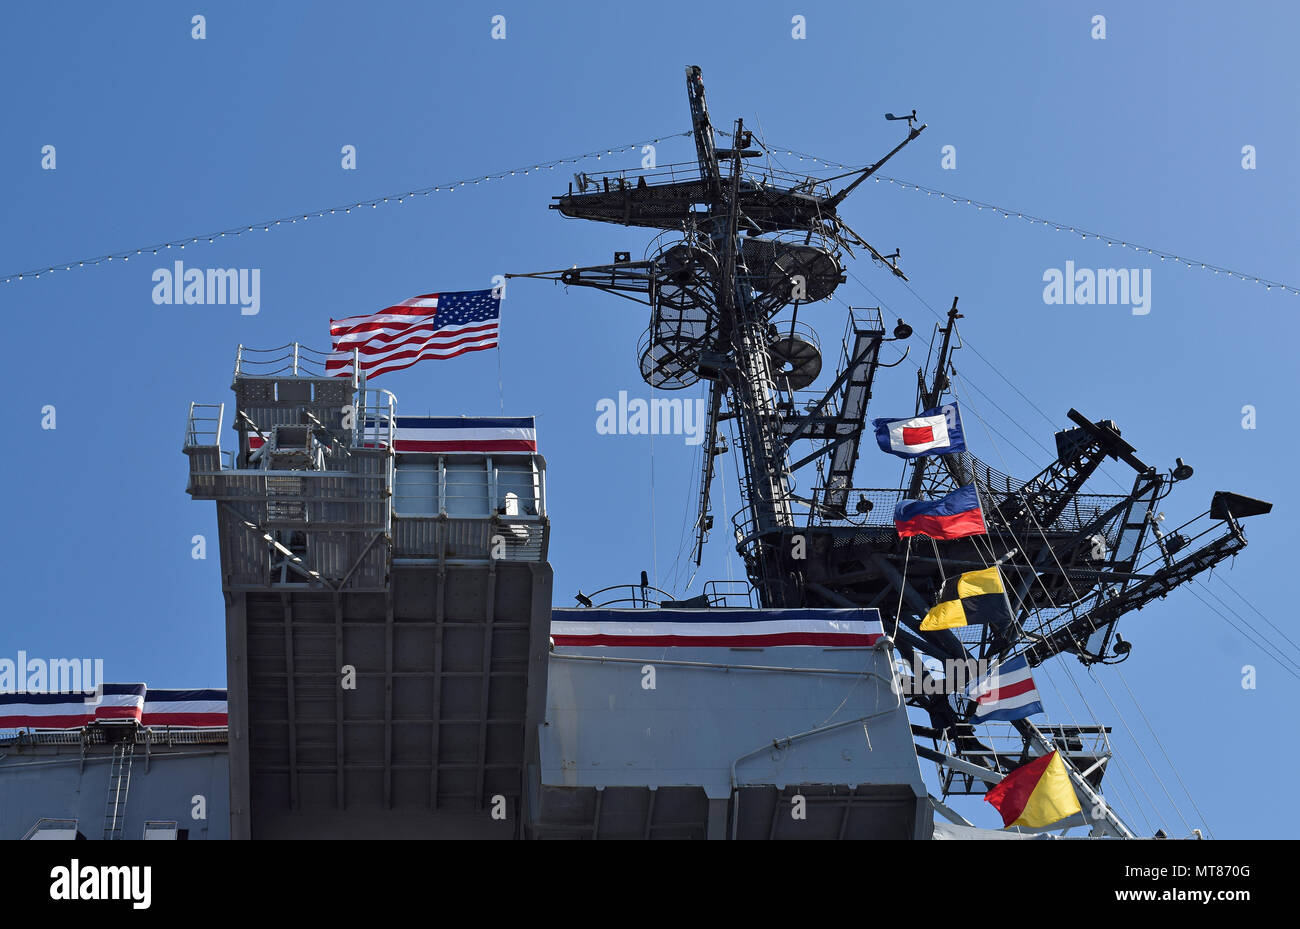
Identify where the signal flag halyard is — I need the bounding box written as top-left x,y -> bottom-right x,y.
984,750 -> 1082,829
327,289 -> 501,380
893,483 -> 987,540
873,403 -> 966,458
919,566 -> 1015,631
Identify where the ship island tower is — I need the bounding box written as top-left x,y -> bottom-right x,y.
184,347 -> 552,838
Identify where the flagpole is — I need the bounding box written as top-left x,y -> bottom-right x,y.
355,348 -> 365,445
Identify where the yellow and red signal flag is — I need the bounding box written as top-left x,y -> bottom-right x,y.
984,750 -> 1082,829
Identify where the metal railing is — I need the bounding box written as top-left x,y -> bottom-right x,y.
731,487 -> 904,547
702,579 -> 756,608
21,819 -> 79,840
571,580 -> 756,609
925,720 -> 1113,796
1,727 -> 230,746
356,390 -> 397,449
570,159 -> 835,199
233,342 -> 356,383
184,401 -> 224,448
143,821 -> 179,840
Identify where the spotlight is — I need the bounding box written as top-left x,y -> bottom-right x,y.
855,497 -> 874,514
1113,634 -> 1132,656
1172,458 -> 1194,481
575,591 -> 593,608
893,319 -> 913,340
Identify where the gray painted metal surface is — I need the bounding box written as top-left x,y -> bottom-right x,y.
0,732 -> 229,840
532,637 -> 929,838
187,357 -> 554,838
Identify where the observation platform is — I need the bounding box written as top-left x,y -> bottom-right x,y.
184,344 -> 553,838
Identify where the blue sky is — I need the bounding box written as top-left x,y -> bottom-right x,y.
2,1 -> 1296,837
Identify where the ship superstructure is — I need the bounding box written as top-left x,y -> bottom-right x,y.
182,350 -> 552,837
28,64 -> 1266,842
510,66 -> 1273,838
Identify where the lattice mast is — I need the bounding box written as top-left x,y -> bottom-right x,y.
513,66 -> 924,602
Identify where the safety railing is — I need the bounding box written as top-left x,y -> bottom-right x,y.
569,159 -> 834,199
925,720 -> 1113,796
581,583 -> 676,609
183,402 -> 224,448
1,727 -> 229,746
702,579 -> 756,608
356,390 -> 397,450
21,819 -> 79,840
571,580 -> 755,609
233,342 -> 356,383
730,488 -> 905,548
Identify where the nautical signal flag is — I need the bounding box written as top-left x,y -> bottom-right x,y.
919,566 -> 1014,631
967,655 -> 1044,723
873,404 -> 966,458
984,750 -> 1082,829
327,289 -> 501,380
893,483 -> 987,540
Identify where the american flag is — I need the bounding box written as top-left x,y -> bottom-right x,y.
327,289 -> 501,380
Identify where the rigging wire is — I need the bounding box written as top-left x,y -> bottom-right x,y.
807,210 -> 1300,683
1207,575 -> 1300,655
0,129 -> 695,286
954,378 -> 1187,835
960,378 -> 1225,836
649,432 -> 659,593
663,435 -> 702,596
1183,582 -> 1300,681
737,134 -> 1300,297
1113,665 -> 1217,840
772,141 -> 1165,829
963,494 -> 1155,833
842,263 -> 1131,492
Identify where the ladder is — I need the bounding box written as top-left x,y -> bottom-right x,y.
821,318 -> 885,515
102,740 -> 135,840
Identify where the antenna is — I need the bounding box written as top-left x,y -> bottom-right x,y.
517,66 -> 923,592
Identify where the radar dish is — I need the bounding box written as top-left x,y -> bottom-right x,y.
741,236 -> 843,307
767,322 -> 822,390
638,238 -> 720,390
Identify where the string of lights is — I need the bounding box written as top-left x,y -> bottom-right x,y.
0,129 -> 693,286
756,139 -> 1300,297
8,126 -> 1295,299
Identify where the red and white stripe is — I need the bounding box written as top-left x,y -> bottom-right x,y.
389,419 -> 536,453
551,609 -> 885,648
141,690 -> 228,728
326,294 -> 497,380
970,657 -> 1042,721
1,685 -> 226,730
885,411 -> 951,454
0,686 -> 144,729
